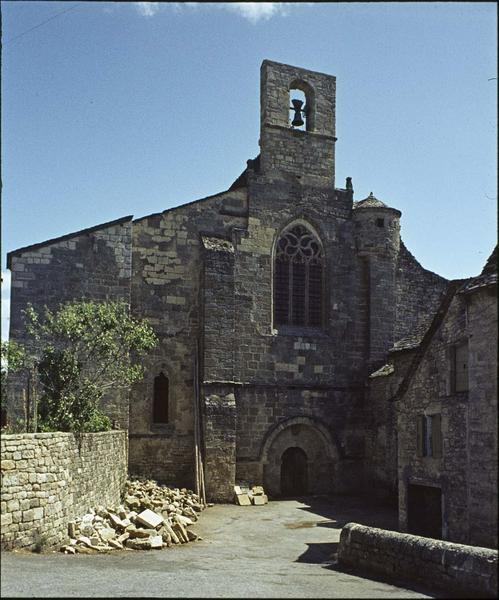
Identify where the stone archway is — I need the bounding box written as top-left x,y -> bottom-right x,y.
259,417 -> 339,498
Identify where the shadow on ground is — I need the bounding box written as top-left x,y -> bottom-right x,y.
287,494 -> 461,599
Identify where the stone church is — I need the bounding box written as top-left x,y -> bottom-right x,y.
7,61 -> 497,548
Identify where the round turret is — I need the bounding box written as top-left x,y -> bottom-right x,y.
352,192 -> 401,256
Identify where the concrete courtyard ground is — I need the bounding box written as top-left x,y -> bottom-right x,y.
1,495 -> 441,598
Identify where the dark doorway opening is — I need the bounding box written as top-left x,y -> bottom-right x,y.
407,484 -> 442,539
281,447 -> 308,496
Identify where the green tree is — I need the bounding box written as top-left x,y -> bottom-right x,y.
24,300 -> 158,432
1,340 -> 26,413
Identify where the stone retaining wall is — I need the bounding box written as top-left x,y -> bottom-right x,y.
1,430 -> 127,550
338,522 -> 498,598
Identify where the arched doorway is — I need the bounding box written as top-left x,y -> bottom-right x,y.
281,447 -> 308,496
259,417 -> 339,498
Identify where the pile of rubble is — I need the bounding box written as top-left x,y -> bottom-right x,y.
61,478 -> 207,554
234,485 -> 268,506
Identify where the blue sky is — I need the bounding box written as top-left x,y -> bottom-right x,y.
1,2 -> 497,339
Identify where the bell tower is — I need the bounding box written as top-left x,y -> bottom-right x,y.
259,60 -> 337,188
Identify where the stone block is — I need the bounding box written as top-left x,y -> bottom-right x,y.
129,528 -> 156,539
99,527 -> 116,541
252,495 -> 268,505
135,509 -> 164,529
235,493 -> 252,506
108,513 -> 125,529
150,535 -> 163,549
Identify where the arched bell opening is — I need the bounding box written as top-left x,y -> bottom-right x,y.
288,79 -> 315,132
280,446 -> 308,497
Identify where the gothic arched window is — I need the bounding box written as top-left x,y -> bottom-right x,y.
274,224 -> 324,327
153,372 -> 169,424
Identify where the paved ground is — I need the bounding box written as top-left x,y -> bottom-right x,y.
1,495 -> 439,598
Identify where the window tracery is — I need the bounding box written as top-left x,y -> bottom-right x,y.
274,224 -> 324,327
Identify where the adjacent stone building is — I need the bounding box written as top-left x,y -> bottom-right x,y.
6,60 -> 497,548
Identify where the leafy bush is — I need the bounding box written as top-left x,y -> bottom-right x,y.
24,300 -> 158,433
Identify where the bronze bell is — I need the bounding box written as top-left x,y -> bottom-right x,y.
291,98 -> 305,127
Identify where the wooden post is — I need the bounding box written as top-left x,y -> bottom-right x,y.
22,388 -> 28,432
195,338 -> 206,506
32,374 -> 38,433
26,375 -> 31,432
193,344 -> 200,499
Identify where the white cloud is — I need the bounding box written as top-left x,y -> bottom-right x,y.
223,3 -> 290,23
1,271 -> 11,342
134,2 -> 161,18
133,2 -> 299,22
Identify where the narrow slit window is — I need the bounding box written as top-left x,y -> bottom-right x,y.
453,342 -> 469,392
274,224 -> 324,327
153,372 -> 169,424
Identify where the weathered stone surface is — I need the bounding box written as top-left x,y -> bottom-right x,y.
252,495 -> 268,505
149,536 -> 163,549
128,528 -> 156,539
338,523 -> 498,598
125,538 -> 153,550
108,513 -> 124,529
0,431 -> 127,552
49,477 -> 207,554
235,493 -> 251,506
99,527 -> 116,541
77,535 -> 92,547
135,509 -> 164,530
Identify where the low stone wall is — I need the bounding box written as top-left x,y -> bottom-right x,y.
338,522 -> 498,598
1,430 -> 127,550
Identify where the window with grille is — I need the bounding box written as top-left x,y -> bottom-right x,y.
274,224 -> 324,327
153,372 -> 169,424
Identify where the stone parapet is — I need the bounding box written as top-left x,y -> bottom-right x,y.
338,522 -> 498,598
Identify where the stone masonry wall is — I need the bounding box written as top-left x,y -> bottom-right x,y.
1,431 -> 127,551
397,292 -> 468,543
338,522 -> 498,598
395,241 -> 448,344
202,390 -> 237,502
364,351 -> 414,503
7,218 -> 133,428
466,284 -> 498,549
128,190 -> 247,487
259,60 -> 336,187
